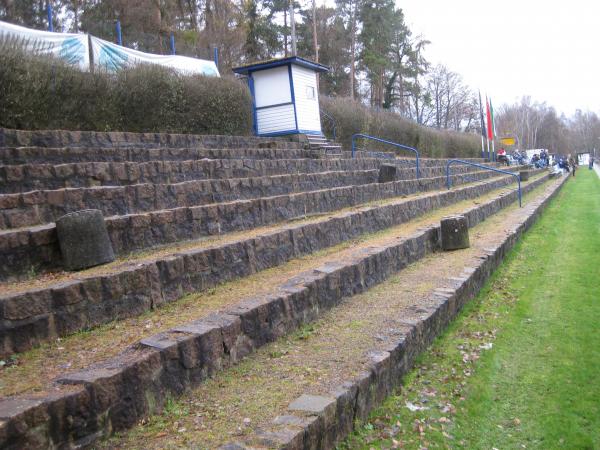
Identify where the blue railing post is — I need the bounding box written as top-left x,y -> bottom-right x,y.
446,159 -> 522,207
47,3 -> 53,32
115,20 -> 122,45
214,47 -> 219,67
170,33 -> 176,55
351,134 -> 421,179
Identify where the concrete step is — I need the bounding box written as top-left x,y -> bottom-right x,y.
0,170 -> 547,355
0,168 -> 540,281
0,173 -> 566,450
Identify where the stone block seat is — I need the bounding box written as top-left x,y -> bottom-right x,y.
0,127 -> 560,450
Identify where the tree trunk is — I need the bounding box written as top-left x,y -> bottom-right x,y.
350,24 -> 356,99
312,0 -> 318,62
284,8 -> 288,57
349,0 -> 356,100
187,0 -> 198,29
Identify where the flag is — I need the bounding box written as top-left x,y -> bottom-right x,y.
478,91 -> 487,139
486,95 -> 493,141
490,99 -> 496,138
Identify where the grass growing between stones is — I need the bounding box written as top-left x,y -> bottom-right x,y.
342,170 -> 600,449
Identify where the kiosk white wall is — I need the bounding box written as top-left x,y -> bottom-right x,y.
233,57 -> 329,137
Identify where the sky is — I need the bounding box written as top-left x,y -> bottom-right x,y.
397,0 -> 600,116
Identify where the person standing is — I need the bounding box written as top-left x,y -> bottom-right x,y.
569,155 -> 577,177
589,157 -> 595,170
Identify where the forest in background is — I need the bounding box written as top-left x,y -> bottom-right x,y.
1,0 -> 600,155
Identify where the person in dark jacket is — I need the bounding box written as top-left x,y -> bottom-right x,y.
569,155 -> 577,177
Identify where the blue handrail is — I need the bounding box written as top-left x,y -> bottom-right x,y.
351,134 -> 420,179
446,159 -> 522,207
320,110 -> 337,140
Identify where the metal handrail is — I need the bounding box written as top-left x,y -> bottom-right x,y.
446,159 -> 522,207
320,110 -> 337,140
351,134 -> 420,179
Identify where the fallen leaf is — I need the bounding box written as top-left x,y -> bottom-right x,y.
406,402 -> 429,412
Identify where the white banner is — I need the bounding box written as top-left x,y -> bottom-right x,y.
0,20 -> 90,70
90,36 -> 219,77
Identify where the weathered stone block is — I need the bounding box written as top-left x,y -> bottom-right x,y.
440,215 -> 470,250
519,170 -> 530,181
55,210 -> 115,271
378,164 -> 397,183
288,394 -> 336,415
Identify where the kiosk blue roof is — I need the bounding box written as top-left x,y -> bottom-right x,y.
232,56 -> 329,75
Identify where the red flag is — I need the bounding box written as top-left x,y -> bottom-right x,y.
486,96 -> 493,141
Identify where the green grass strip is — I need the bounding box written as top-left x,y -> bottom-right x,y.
342,170 -> 600,450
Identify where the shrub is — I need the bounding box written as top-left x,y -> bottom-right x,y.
0,43 -> 253,135
321,96 -> 482,158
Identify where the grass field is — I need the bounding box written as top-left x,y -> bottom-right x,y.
342,169 -> 600,450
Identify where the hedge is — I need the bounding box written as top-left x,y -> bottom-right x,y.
320,96 -> 482,158
0,42 -> 482,156
0,43 -> 253,135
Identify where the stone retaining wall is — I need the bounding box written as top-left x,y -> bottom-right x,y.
0,173 -> 565,450
0,128 -> 303,150
230,175 -> 569,450
0,170 -> 380,229
0,164 -> 497,228
0,158 -> 493,194
0,169 -> 537,282
0,172 -> 547,357
0,146 -> 312,166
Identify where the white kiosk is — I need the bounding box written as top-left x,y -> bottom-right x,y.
233,57 -> 329,137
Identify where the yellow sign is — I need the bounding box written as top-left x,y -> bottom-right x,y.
500,137 -> 516,146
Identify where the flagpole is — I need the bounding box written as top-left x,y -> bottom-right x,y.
485,94 -> 493,162
486,138 -> 490,162
478,90 -> 487,160
481,135 -> 485,160
490,98 -> 496,162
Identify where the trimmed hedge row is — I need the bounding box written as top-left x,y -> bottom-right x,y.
1,43 -> 481,157
320,96 -> 482,158
0,44 -> 253,135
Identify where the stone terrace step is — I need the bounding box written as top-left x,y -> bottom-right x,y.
0,164 -> 500,229
183,176 -> 566,450
0,146 -> 317,166
0,174 -> 564,450
0,170 -> 545,356
0,128 -> 304,151
0,169 -> 379,229
0,167 -> 535,281
0,158 -> 501,194
0,158 -> 384,193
